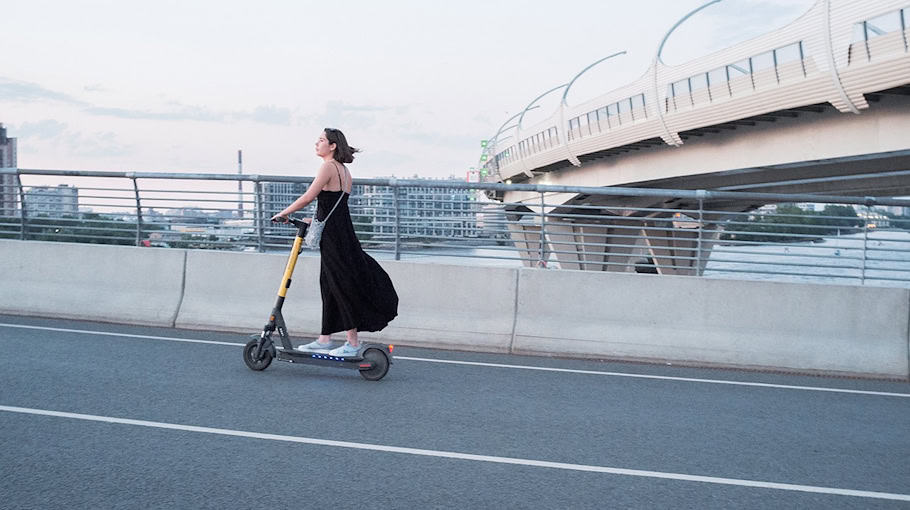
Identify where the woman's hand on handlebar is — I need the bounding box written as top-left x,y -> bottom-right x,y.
270,213 -> 313,227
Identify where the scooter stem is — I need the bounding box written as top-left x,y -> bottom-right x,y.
278,235 -> 304,298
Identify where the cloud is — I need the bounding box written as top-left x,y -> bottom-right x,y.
659,0 -> 814,64
13,122 -> 133,160
2,77 -> 297,126
66,130 -> 132,158
87,102 -> 301,125
313,101 -> 394,129
0,78 -> 86,106
84,104 -> 226,122
361,149 -> 415,175
396,128 -> 478,148
15,119 -> 68,140
239,105 -> 293,125
83,83 -> 108,93
85,100 -> 301,125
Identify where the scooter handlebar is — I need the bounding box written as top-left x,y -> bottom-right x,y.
272,216 -> 308,229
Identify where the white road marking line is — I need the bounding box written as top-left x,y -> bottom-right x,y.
0,404 -> 907,502
1,322 -> 908,398
0,322 -> 240,346
395,356 -> 910,398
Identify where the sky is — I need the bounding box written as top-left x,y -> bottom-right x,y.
2,0 -> 816,180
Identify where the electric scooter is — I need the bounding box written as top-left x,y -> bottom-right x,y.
242,217 -> 393,380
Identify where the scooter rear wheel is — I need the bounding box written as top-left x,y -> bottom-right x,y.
359,348 -> 390,381
243,338 -> 273,371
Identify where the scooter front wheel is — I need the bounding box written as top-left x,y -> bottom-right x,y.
359,348 -> 390,381
243,338 -> 273,371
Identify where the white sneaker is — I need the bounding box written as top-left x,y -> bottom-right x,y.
297,340 -> 332,352
328,342 -> 360,357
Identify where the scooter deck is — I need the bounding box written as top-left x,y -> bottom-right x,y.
275,347 -> 365,364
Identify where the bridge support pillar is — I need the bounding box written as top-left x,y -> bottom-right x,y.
546,223 -> 585,270
641,219 -> 698,275
537,219 -> 643,272
639,218 -> 720,276
590,220 -> 641,272
506,222 -> 548,267
506,207 -> 722,274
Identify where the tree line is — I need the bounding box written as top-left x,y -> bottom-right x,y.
720,205 -> 868,243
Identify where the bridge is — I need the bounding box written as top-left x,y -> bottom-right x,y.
480,0 -> 910,274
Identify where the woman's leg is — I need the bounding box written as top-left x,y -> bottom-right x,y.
345,328 -> 359,347
317,334 -> 331,344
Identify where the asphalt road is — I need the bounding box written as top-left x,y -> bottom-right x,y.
1,314 -> 908,509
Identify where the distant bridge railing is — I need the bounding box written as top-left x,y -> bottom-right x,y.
3,168 -> 910,287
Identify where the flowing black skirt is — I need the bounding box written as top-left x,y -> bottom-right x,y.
316,190 -> 398,335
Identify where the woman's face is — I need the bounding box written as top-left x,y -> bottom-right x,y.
315,132 -> 335,158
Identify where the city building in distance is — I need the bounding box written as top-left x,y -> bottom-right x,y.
24,185 -> 79,216
0,123 -> 17,217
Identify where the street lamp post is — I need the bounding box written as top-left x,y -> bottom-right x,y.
559,50 -> 626,167
515,83 -> 569,177
480,105 -> 541,182
652,0 -> 724,147
488,52 -> 627,179
237,149 -> 243,218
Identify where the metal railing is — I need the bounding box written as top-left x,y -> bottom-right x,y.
2,167 -> 910,287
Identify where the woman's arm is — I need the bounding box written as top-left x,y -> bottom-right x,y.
271,162 -> 335,221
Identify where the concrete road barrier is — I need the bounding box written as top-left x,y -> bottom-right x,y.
3,240 -> 907,377
0,240 -> 185,326
512,268 -> 910,378
175,252 -> 517,351
359,261 -> 518,352
175,250 -> 323,335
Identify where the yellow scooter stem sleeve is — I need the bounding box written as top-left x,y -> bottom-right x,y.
278,236 -> 304,298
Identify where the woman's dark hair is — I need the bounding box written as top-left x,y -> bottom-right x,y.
324,128 -> 360,164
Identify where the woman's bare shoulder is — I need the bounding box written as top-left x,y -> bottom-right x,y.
317,160 -> 338,173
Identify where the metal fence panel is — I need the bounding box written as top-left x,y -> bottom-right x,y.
2,168 -> 909,286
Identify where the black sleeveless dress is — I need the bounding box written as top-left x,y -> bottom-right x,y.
316,189 -> 398,335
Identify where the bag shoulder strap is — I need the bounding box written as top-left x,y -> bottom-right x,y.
322,162 -> 346,221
